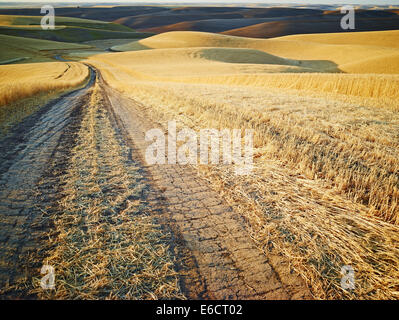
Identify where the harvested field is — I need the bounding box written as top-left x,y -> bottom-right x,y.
1,5 -> 399,301
87,52 -> 399,299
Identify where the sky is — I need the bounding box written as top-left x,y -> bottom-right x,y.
0,0 -> 398,4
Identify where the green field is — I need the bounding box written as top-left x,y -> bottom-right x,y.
0,15 -> 153,43
0,15 -> 135,31
0,34 -> 90,63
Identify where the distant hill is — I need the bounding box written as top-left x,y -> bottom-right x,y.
114,13 -> 245,30
0,15 -> 134,32
143,17 -> 306,34
143,9 -> 399,35
0,6 -> 169,22
0,33 -> 89,63
113,30 -> 399,74
0,6 -> 397,40
0,15 -> 153,43
127,8 -> 399,39
222,17 -> 399,38
115,7 -> 323,30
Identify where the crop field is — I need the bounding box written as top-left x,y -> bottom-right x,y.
88,29 -> 399,299
0,61 -> 89,136
0,3 -> 399,302
0,15 -> 153,43
0,34 -> 91,64
113,30 -> 399,74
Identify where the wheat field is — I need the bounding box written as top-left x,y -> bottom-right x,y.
114,30 -> 399,74
88,29 -> 399,299
1,18 -> 398,299
0,62 -> 89,106
0,34 -> 90,64
90,47 -> 399,111
0,61 -> 89,137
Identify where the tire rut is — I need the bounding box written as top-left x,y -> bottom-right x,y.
0,68 -> 96,295
1,66 -> 310,299
99,74 -> 310,300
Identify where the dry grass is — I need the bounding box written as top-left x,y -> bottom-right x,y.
89,51 -> 399,111
180,73 -> 399,111
89,57 -> 399,299
200,164 -> 399,299
0,62 -> 89,106
91,69 -> 399,224
31,82 -> 183,299
0,62 -> 89,137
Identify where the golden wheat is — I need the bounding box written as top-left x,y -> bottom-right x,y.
0,62 -> 89,106
115,30 -> 399,74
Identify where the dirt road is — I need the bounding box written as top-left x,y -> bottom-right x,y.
0,66 -> 310,299
0,68 -> 96,295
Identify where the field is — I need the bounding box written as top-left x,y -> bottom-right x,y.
0,4 -> 399,301
88,29 -> 399,299
0,34 -> 91,64
0,61 -> 89,137
113,30 -> 399,74
0,61 -> 89,106
0,15 -> 153,43
1,5 -> 398,38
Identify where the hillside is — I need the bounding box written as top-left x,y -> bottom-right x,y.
276,30 -> 399,49
0,6 -> 169,22
0,34 -> 90,64
141,10 -> 399,35
90,47 -> 314,81
113,31 -> 399,74
0,15 -> 153,43
222,17 -> 399,38
0,6 -> 397,39
0,15 -> 134,32
142,17 -> 293,34
114,7 -> 322,30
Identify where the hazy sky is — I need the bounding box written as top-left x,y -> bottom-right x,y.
1,0 -> 398,4
0,0 -> 398,4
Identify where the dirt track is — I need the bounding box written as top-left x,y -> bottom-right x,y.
0,69 -> 96,292
0,66 -> 310,299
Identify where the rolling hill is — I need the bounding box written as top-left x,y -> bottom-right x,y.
0,6 -> 398,39
142,17 -> 297,34
90,46 -> 314,81
0,15 -> 153,43
276,29 -> 399,49
222,16 -> 399,38
112,30 -> 399,74
0,15 -> 134,31
0,6 -> 170,22
115,7 -> 324,31
0,34 -> 90,64
114,13 -> 245,30
108,7 -> 399,39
